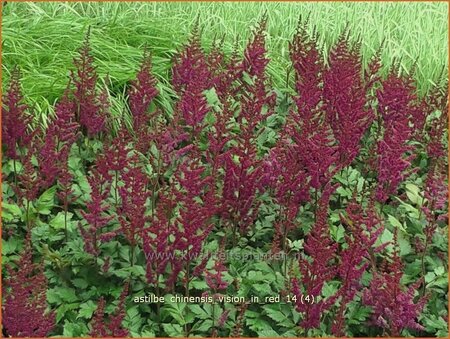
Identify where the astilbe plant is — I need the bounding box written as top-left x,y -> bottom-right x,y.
266,141 -> 309,257
331,195 -> 386,336
362,233 -> 427,336
291,183 -> 338,331
89,282 -> 129,337
172,21 -> 212,138
375,66 -> 416,203
79,165 -> 114,257
40,89 -> 80,239
14,131 -> 43,229
2,66 -> 33,162
287,20 -> 338,192
98,128 -> 131,205
118,156 -> 151,266
219,16 -> 276,242
71,28 -> 107,136
2,233 -> 55,337
323,29 -> 379,168
128,49 -> 159,153
171,159 -> 216,296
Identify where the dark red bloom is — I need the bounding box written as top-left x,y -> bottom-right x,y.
89,282 -> 129,337
118,157 -> 150,265
362,233 -> 427,336
71,28 -> 108,136
292,184 -> 338,329
3,233 -> 55,337
375,67 -> 416,202
331,196 -> 386,336
79,166 -> 114,256
1,66 -> 33,160
287,20 -> 338,190
323,30 -> 376,167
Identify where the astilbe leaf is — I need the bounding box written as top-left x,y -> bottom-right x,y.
2,233 -> 55,337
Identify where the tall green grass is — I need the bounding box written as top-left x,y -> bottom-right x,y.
2,2 -> 448,118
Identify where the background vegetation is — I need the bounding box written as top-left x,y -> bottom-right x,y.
2,2 -> 448,118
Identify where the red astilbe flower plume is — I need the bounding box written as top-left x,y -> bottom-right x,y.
331,196 -> 386,336
3,233 -> 56,337
419,80 -> 448,264
287,19 -> 338,190
129,49 -> 159,127
170,159 -> 216,293
143,193 -> 177,287
238,15 -> 276,138
118,156 -> 150,264
291,183 -> 338,330
2,66 -> 33,160
220,151 -> 264,239
172,18 -> 211,94
79,165 -> 114,257
206,37 -> 242,100
242,14 -> 269,79
172,20 -> 212,137
375,66 -> 416,203
71,28 -> 107,136
128,49 -> 159,153
218,16 -> 275,240
90,282 -> 129,337
266,141 -> 309,253
205,241 -> 229,292
40,88 -> 80,188
362,233 -> 427,336
14,131 -> 42,207
323,29 -> 377,168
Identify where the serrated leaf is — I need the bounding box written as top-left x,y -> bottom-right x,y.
58,288 -> 78,303
162,323 -> 183,337
78,300 -> 97,319
72,278 -> 88,289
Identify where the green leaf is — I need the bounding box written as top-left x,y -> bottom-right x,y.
405,183 -> 422,205
2,202 -> 22,222
78,300 -> 97,319
162,323 -> 183,337
72,278 -> 89,289
49,212 -> 73,230
36,186 -> 56,214
204,87 -> 219,108
58,287 -> 78,303
258,329 -> 280,337
2,237 -> 21,255
388,214 -> 407,233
